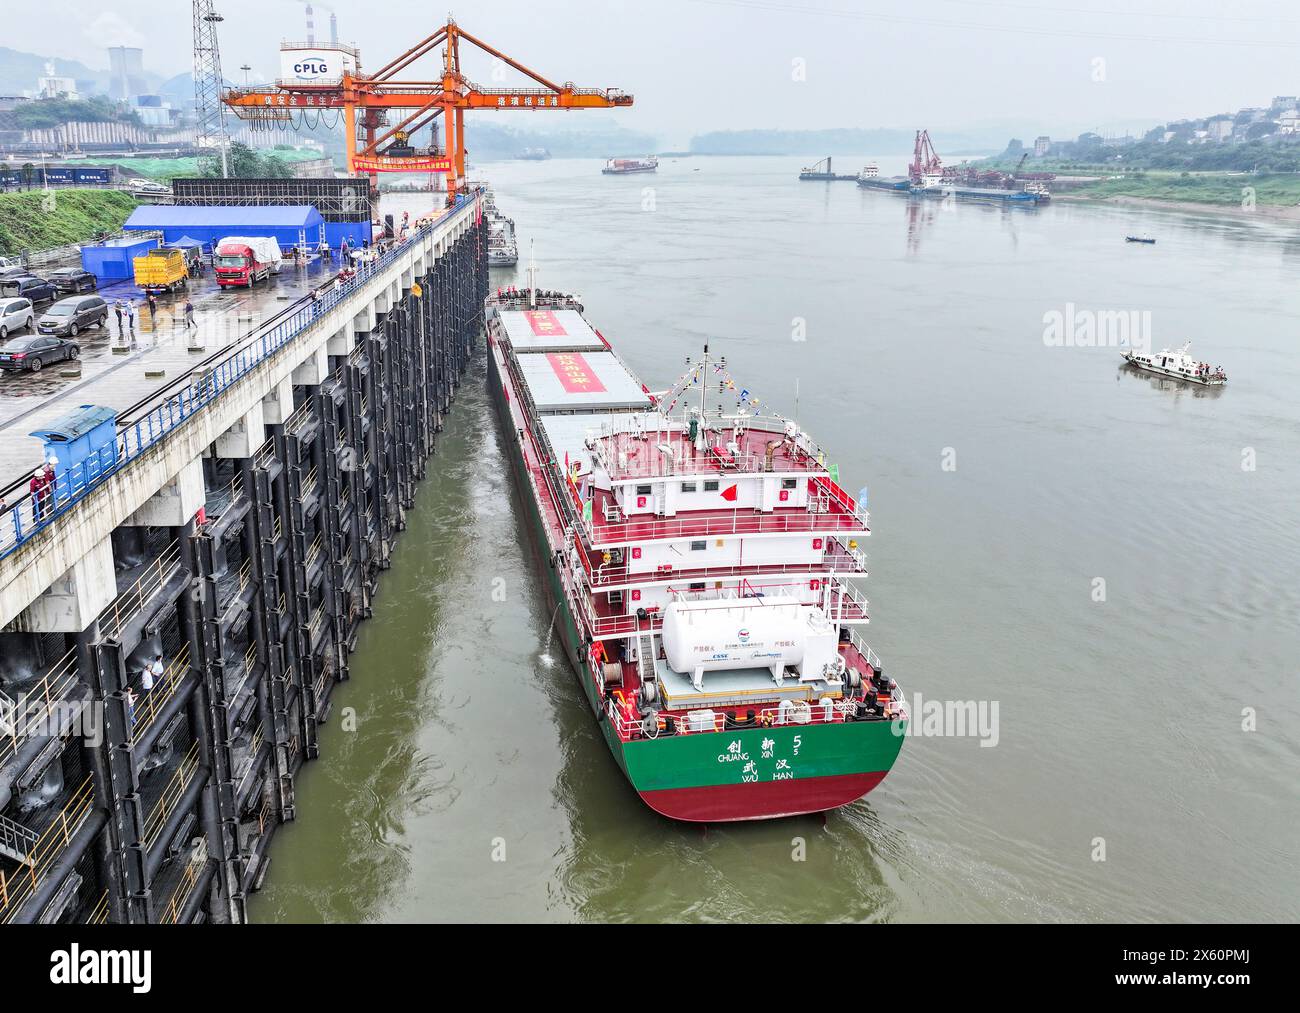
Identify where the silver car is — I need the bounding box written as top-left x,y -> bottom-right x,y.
0,297 -> 33,339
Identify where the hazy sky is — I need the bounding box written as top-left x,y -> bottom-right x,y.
11,0 -> 1300,143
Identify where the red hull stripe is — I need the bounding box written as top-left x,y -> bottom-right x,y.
638,771 -> 888,823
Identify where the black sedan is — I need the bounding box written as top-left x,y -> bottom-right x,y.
45,267 -> 98,293
0,334 -> 79,373
0,276 -> 58,305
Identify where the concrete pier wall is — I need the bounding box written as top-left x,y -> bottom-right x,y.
0,195 -> 488,924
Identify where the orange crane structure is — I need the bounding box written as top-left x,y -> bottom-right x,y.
222,19 -> 633,204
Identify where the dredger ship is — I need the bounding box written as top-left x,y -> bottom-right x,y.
486,278 -> 907,821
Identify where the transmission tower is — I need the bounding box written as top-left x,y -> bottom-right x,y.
193,0 -> 230,177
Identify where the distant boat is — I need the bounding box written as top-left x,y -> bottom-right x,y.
1126,236 -> 1156,244
602,156 -> 658,175
518,147 -> 551,161
1121,342 -> 1226,386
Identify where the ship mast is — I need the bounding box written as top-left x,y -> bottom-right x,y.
526,240 -> 537,309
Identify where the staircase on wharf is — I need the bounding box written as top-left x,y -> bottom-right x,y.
0,193 -> 488,924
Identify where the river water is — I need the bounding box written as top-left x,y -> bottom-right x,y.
250,156 -> 1300,923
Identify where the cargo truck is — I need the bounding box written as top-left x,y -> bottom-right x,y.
214,236 -> 283,288
132,248 -> 189,293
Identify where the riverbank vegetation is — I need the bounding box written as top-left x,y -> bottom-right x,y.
0,190 -> 140,256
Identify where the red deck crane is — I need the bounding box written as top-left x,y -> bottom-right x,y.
908,129 -> 944,185
223,19 -> 633,203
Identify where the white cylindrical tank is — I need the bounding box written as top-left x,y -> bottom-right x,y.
661,599 -> 812,675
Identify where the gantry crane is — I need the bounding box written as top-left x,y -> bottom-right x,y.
222,18 -> 633,203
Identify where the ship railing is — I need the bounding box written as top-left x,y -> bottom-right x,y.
845,628 -> 884,676
0,775 -> 95,924
0,191 -> 480,561
143,741 -> 201,851
133,645 -> 192,742
604,692 -> 862,742
0,648 -> 82,766
823,576 -> 870,623
585,550 -> 868,588
588,502 -> 868,547
100,541 -> 184,642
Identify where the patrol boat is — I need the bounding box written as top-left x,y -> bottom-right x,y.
486,269 -> 908,822
1121,342 -> 1227,385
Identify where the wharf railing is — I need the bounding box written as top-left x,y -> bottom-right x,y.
157,860 -> 202,925
0,776 -> 95,924
133,645 -> 192,741
143,742 -> 201,851
99,541 -> 184,642
0,649 -> 82,767
0,191 -> 480,561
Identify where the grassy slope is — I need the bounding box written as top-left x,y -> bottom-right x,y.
0,190 -> 141,256
77,149 -> 333,182
1067,172 -> 1300,207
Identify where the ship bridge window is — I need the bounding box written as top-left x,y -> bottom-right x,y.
690,540 -> 707,551
704,480 -> 720,492
681,481 -> 697,492
636,484 -> 652,496
781,478 -> 798,490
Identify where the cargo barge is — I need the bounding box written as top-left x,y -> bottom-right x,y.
857,164 -> 911,192
602,156 -> 658,175
798,156 -> 858,181
486,281 -> 907,822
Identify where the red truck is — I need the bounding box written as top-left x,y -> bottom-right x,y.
214,236 -> 283,288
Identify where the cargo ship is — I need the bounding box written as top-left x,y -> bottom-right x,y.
484,188 -> 519,267
911,183 -> 1042,205
602,156 -> 658,175
857,164 -> 911,191
486,278 -> 908,822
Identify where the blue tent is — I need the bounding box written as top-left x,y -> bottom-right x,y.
123,205 -> 328,250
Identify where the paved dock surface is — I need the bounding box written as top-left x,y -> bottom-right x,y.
0,256 -> 342,485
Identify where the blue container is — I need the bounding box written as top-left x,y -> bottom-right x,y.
81,236 -> 160,281
30,404 -> 119,503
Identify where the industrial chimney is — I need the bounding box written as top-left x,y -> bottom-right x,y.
330,12 -> 338,46
305,3 -> 315,45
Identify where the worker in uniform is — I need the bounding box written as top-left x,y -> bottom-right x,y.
29,468 -> 46,523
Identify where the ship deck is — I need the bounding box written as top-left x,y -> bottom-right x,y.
586,484 -> 869,545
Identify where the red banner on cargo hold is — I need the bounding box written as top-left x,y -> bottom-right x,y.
546,352 -> 606,393
525,310 -> 567,337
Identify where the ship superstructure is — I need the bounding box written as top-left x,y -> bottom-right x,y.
485,280 -> 907,822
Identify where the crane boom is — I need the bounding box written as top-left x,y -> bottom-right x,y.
223,18 -> 633,203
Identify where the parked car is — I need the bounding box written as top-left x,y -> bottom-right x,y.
37,295 -> 108,337
0,297 -> 34,339
0,276 -> 57,305
45,267 -> 98,293
0,333 -> 79,372
0,265 -> 29,282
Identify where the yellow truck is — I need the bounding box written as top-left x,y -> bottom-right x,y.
132,248 -> 189,293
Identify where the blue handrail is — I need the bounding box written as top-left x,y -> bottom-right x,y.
0,193 -> 477,561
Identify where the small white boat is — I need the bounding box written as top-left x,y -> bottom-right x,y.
1121,342 -> 1226,385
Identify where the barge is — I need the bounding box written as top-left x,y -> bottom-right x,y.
602,156 -> 658,175
486,281 -> 907,822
